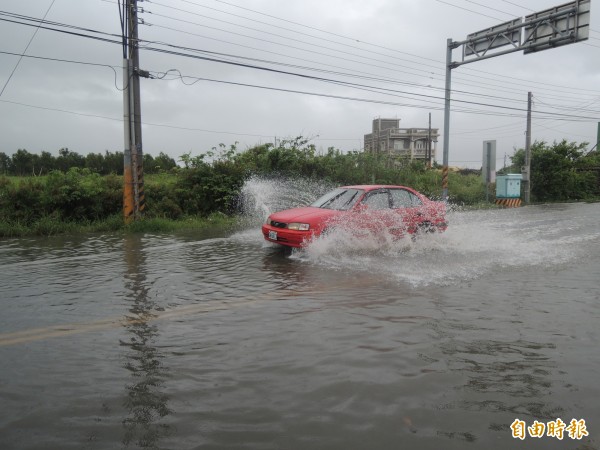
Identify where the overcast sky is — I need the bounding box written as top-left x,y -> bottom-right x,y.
0,0 -> 598,168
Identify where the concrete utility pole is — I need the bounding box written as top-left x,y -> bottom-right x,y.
123,0 -> 145,223
523,92 -> 532,203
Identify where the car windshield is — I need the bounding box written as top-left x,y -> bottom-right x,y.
310,188 -> 364,211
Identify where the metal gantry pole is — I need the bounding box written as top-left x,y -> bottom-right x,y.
523,91 -> 532,203
441,1 -> 589,204
442,38 -> 453,201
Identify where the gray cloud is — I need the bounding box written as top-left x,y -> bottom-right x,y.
1,0 -> 598,168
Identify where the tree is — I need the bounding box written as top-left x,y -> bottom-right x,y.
103,150 -> 123,175
143,153 -> 156,173
510,140 -> 596,201
38,151 -> 56,175
56,148 -> 85,172
0,152 -> 12,175
154,152 -> 177,171
11,149 -> 34,176
85,152 -> 106,174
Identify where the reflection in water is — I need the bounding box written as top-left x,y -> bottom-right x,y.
436,323 -> 564,430
0,201 -> 597,449
121,235 -> 172,448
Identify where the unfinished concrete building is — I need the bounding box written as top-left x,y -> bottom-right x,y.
364,118 -> 439,163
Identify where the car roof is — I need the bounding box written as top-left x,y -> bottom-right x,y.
340,185 -> 414,191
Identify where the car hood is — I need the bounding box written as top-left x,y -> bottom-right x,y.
270,207 -> 341,224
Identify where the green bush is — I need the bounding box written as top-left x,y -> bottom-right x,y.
447,172 -> 487,204
509,140 -> 599,201
175,157 -> 245,217
3,137 -> 596,238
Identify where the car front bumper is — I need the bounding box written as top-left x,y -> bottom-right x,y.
261,224 -> 312,248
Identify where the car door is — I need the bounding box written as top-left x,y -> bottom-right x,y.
389,188 -> 424,233
358,189 -> 395,236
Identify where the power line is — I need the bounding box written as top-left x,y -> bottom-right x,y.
151,0 -> 445,72
0,98 -> 276,138
139,11 -> 600,102
1,7 -> 597,123
0,50 -> 125,90
432,0 -> 504,21
3,7 -> 598,102
145,63 -> 599,121
0,19 -> 596,123
142,3 -> 600,99
499,0 -> 535,13
0,16 -> 554,111
462,0 -> 517,18
451,121 -> 524,135
0,0 -> 56,97
140,0 -> 590,101
134,25 -> 537,107
0,14 -> 123,46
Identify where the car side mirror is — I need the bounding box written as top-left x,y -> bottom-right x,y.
353,203 -> 368,213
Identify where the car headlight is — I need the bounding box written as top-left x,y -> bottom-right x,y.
265,217 -> 271,225
287,223 -> 310,231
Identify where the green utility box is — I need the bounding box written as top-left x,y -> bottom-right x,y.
496,174 -> 522,198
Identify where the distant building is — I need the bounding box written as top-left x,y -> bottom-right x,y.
364,118 -> 439,163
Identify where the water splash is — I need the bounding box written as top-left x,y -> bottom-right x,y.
238,177 -> 597,286
238,175 -> 336,225
298,207 -> 592,286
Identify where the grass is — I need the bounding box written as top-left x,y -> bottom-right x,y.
0,213 -> 238,238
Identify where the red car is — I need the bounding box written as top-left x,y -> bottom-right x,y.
262,185 -> 447,248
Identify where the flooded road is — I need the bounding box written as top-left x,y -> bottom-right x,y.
1,193 -> 599,449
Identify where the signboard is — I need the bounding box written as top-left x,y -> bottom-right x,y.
464,18 -> 522,57
523,0 -> 590,54
459,0 -> 590,62
482,140 -> 496,184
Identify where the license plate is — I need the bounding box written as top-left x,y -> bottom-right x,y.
268,230 -> 277,240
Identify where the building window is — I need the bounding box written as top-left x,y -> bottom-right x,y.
394,140 -> 409,150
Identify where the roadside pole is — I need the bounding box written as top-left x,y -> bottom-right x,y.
123,0 -> 145,223
523,92 -> 532,204
123,57 -> 134,223
442,38 -> 454,202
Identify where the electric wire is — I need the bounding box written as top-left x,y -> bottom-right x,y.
462,0 -> 516,17
0,13 -> 527,112
203,0 -> 598,98
0,50 -> 125,90
3,8 -> 598,103
0,15 -> 597,122
1,4 -> 587,140
138,16 -> 600,102
0,0 -> 56,98
499,0 -> 535,13
142,3 -> 600,100
149,0 -> 450,75
146,64 -> 599,121
432,0 -> 504,21
0,98 -> 282,138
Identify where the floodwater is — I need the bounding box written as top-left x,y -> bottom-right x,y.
1,179 -> 599,450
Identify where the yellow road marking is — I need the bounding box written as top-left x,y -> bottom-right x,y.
0,288 -> 331,347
